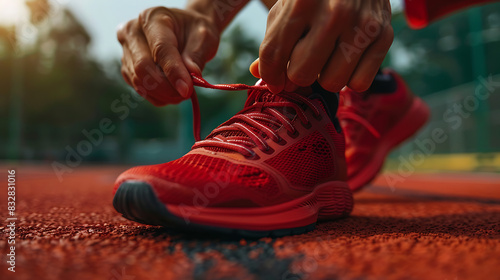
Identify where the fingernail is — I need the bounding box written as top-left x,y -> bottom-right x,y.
176,80 -> 190,98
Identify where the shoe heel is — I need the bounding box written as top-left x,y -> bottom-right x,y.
317,181 -> 354,220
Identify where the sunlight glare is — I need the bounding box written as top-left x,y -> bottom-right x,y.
0,0 -> 29,26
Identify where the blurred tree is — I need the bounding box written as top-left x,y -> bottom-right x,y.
388,4 -> 500,96
387,4 -> 500,155
26,0 -> 50,25
0,2 -> 171,161
0,26 -> 16,156
0,2 -> 262,162
3,2 -> 499,161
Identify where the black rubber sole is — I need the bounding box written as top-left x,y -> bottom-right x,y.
113,181 -> 316,239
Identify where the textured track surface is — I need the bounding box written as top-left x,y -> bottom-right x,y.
1,165 -> 499,280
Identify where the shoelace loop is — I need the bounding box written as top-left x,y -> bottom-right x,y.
190,73 -> 321,158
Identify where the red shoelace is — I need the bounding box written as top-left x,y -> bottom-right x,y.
189,73 -> 321,158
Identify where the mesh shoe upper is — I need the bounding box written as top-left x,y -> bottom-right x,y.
115,77 -> 346,208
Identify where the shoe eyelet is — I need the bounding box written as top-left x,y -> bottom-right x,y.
262,146 -> 275,155
246,153 -> 260,160
275,137 -> 287,146
287,129 -> 299,138
302,122 -> 312,129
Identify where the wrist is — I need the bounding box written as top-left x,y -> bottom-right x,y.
186,0 -> 249,33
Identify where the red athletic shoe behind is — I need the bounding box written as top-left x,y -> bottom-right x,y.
339,69 -> 430,192
405,0 -> 496,29
113,76 -> 353,237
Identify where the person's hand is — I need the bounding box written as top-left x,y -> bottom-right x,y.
117,7 -> 220,106
257,0 -> 393,93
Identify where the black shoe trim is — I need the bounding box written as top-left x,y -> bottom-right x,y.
113,181 -> 316,238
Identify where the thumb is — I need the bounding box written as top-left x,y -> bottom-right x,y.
249,58 -> 260,78
183,55 -> 203,76
182,35 -> 218,77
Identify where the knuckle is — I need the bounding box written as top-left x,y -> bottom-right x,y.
151,42 -> 167,63
139,6 -> 168,25
132,59 -> 150,76
156,13 -> 175,30
116,29 -> 125,44
197,25 -> 211,37
138,10 -> 148,26
117,20 -> 135,44
139,7 -> 176,34
196,24 -> 218,45
322,2 -> 354,30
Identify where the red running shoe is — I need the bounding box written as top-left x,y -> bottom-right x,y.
113,75 -> 353,237
339,69 -> 430,192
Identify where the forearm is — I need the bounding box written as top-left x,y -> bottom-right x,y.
186,0 -> 251,33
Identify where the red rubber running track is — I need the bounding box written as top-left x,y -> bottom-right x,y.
1,165 -> 499,280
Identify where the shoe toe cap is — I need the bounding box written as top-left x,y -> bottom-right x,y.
114,165 -> 195,206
